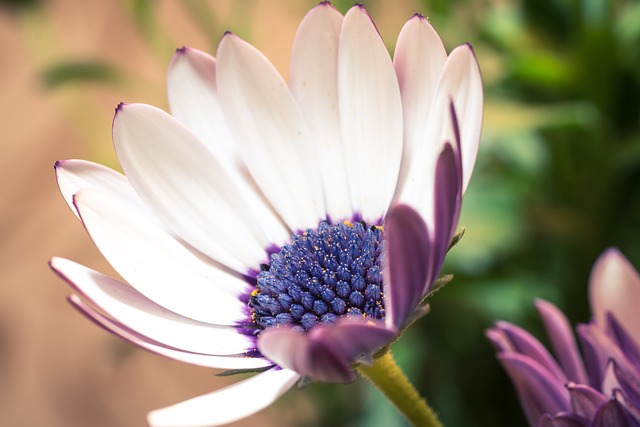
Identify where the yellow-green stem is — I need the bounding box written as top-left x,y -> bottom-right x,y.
356,351 -> 443,427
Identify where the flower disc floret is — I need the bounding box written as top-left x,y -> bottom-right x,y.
250,220 -> 385,333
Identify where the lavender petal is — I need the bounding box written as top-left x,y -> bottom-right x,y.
536,299 -> 589,384
498,353 -> 571,426
593,398 -> 640,427
494,321 -> 567,382
566,382 -> 607,421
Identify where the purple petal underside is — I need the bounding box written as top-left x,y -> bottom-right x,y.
432,102 -> 463,273
383,203 -> 432,329
258,317 -> 395,383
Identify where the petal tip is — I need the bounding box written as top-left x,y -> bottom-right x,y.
599,247 -> 624,262
115,102 -> 126,114
464,42 -> 478,58
346,3 -> 373,22
313,1 -> 338,14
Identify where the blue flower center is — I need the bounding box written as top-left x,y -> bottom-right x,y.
249,220 -> 386,333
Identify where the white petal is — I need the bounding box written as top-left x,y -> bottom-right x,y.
112,103 -> 269,272
72,188 -> 251,325
290,3 -> 351,221
590,248 -> 640,344
433,44 -> 483,193
51,258 -> 254,356
69,295 -> 271,370
167,48 -> 291,245
216,33 -> 325,231
167,47 -> 237,171
393,15 -> 447,193
55,159 -> 140,219
397,102 -> 460,233
338,5 -> 403,222
396,45 -> 482,220
147,368 -> 300,427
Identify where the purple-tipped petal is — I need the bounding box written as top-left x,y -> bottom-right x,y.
566,383 -> 608,421
112,103 -> 270,273
258,317 -> 395,383
494,321 -> 568,382
216,32 -> 325,232
289,2 -> 351,221
167,47 -> 290,246
51,258 -> 252,356
536,299 -> 589,384
593,398 -> 640,427
68,188 -> 252,325
338,4 -> 403,221
55,159 -> 139,219
498,353 -> 571,426
167,47 -> 235,164
590,248 -> 640,345
393,14 -> 447,194
383,203 -> 433,329
68,295 -> 271,370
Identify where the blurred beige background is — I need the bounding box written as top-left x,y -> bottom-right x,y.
0,1 -> 422,426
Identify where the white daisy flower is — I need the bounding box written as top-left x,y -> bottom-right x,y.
50,3 -> 482,426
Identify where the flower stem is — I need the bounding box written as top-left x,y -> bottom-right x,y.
356,351 -> 443,427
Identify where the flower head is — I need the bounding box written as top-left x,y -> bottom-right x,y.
488,249 -> 640,427
51,3 -> 482,426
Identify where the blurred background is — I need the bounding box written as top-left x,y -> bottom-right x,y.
1,0 -> 639,426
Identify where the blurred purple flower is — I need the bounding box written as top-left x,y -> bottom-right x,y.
488,248 -> 640,427
50,2 -> 482,426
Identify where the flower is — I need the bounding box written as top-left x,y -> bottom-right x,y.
487,249 -> 640,427
51,2 -> 482,426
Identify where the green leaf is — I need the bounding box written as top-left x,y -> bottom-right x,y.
41,61 -> 118,89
